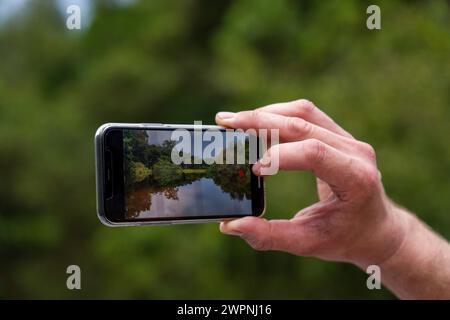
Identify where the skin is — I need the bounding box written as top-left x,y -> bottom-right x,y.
215,99 -> 450,299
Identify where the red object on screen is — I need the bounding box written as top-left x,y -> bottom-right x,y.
238,169 -> 245,177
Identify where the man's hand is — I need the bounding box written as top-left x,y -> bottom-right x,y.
216,99 -> 404,266
215,99 -> 450,299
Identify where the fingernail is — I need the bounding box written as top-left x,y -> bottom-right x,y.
216,112 -> 235,120
221,220 -> 242,235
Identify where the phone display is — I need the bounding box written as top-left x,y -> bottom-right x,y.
95,124 -> 265,226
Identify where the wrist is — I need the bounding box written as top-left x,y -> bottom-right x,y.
376,208 -> 450,299
351,198 -> 409,269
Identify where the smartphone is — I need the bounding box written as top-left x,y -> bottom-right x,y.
95,123 -> 265,226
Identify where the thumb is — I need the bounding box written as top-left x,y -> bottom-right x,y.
220,216 -> 300,252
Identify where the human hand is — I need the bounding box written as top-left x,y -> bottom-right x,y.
215,99 -> 407,268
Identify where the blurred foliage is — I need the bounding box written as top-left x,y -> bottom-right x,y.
0,0 -> 449,299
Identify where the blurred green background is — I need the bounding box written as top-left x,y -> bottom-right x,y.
0,0 -> 449,299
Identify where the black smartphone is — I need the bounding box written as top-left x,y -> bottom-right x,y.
95,123 -> 265,226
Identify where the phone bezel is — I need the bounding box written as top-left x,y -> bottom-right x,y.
95,123 -> 266,227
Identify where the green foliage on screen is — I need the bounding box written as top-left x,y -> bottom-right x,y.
129,161 -> 152,184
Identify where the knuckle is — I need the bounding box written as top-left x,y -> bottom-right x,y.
244,222 -> 274,251
356,141 -> 377,162
304,139 -> 327,164
294,99 -> 316,115
354,164 -> 381,194
286,116 -> 312,138
365,167 -> 381,188
247,237 -> 271,251
291,219 -> 330,255
249,109 -> 263,119
246,109 -> 264,127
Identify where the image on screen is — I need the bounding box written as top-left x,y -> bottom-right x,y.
122,129 -> 253,220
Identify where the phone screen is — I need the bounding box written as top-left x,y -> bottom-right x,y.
102,126 -> 264,223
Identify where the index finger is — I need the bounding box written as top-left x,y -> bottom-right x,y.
257,99 -> 353,138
